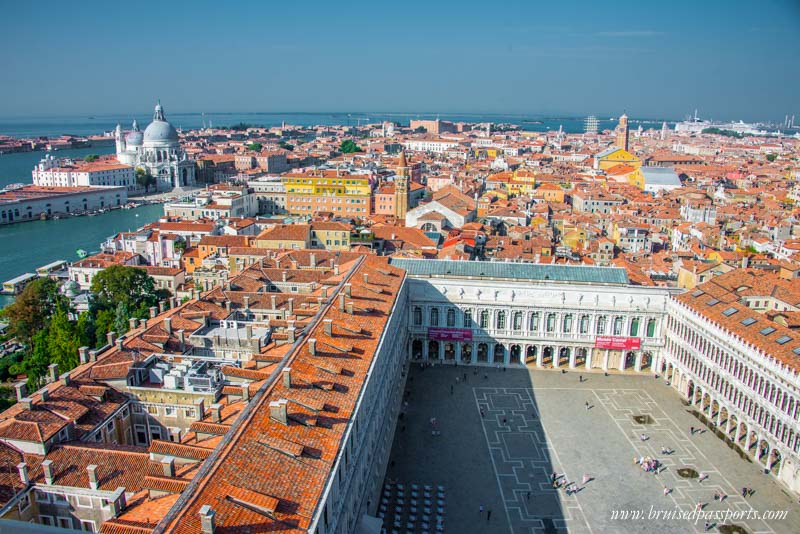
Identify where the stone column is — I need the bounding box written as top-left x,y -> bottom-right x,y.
635,352 -> 643,373
423,342 -> 429,361
585,349 -> 593,370
618,352 -> 626,372
471,342 -> 478,365
602,350 -> 610,372
569,349 -> 576,369
455,342 -> 462,364
438,342 -> 444,361
553,347 -> 560,368
536,347 -> 543,368
734,423 -> 742,445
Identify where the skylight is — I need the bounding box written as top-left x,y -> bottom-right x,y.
794,347 -> 800,356
776,335 -> 791,345
759,327 -> 776,336
706,298 -> 720,306
740,317 -> 757,326
722,307 -> 738,317
691,290 -> 704,297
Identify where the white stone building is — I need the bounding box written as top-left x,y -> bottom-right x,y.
32,155 -> 135,191
115,102 -> 196,191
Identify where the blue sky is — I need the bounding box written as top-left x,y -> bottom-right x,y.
0,0 -> 797,120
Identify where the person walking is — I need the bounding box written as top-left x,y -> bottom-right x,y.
582,474 -> 590,484
663,486 -> 670,496
690,426 -> 695,435
450,384 -> 453,395
585,401 -> 590,410
741,487 -> 747,498
579,375 -> 583,383
487,509 -> 492,521
526,490 -> 531,501
479,505 -> 483,515
480,408 -> 485,418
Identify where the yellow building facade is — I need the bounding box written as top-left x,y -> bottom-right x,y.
283,172 -> 371,217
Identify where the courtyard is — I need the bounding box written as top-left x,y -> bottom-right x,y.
383,366 -> 800,533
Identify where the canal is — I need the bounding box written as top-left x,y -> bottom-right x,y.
0,203 -> 164,308
0,146 -> 115,189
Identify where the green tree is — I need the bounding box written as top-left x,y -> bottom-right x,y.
246,142 -> 263,152
766,154 -> 777,162
340,139 -> 362,154
414,126 -> 427,133
0,278 -> 64,343
47,305 -> 83,373
278,141 -> 294,151
83,154 -> 99,162
135,167 -> 156,192
90,265 -> 159,318
20,330 -> 53,391
94,309 -> 116,348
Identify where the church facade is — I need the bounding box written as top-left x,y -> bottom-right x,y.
115,102 -> 196,191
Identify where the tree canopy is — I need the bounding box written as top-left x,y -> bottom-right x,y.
246,142 -> 263,152
135,167 -> 156,192
90,265 -> 160,317
340,139 -> 363,154
83,154 -> 99,162
0,277 -> 65,343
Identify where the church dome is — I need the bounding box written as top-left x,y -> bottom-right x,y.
143,102 -> 179,145
125,119 -> 143,146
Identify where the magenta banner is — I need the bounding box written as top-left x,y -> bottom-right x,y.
595,336 -> 641,350
428,327 -> 473,342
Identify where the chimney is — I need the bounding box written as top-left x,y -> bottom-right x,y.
283,367 -> 292,388
60,372 -> 71,387
243,296 -> 250,310
140,318 -> 148,330
339,293 -> 346,311
225,301 -> 231,313
14,382 -> 27,402
20,397 -> 33,411
87,465 -> 99,490
324,319 -> 333,336
271,295 -> 277,310
199,505 -> 216,534
346,302 -> 354,315
344,283 -> 351,297
171,296 -> 178,309
269,399 -> 288,425
194,398 -> 205,421
163,317 -> 172,334
41,390 -> 49,402
16,463 -> 29,485
321,287 -> 328,299
89,349 -> 98,362
363,273 -> 369,285
287,323 -> 296,344
116,338 -> 124,351
149,306 -> 158,318
48,363 -> 59,383
161,456 -> 175,477
282,271 -> 288,282
159,300 -> 167,313
107,331 -> 117,347
241,383 -> 250,402
308,339 -> 316,356
287,298 -> 294,315
309,253 -> 316,267
211,403 -> 222,423
42,460 -> 54,485
334,264 -> 340,276
78,346 -> 89,364
178,330 -> 186,350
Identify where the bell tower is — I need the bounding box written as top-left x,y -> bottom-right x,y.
615,113 -> 629,151
394,150 -> 409,221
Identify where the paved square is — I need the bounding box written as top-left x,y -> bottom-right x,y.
385,366 -> 800,533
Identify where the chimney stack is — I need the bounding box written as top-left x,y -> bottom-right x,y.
78,346 -> 90,364
309,253 -> 316,267
40,389 -> 49,402
271,295 -> 277,310
283,367 -> 292,388
269,399 -> 288,425
344,283 -> 351,297
20,397 -> 33,411
87,465 -> 99,490
48,363 -> 59,383
211,403 -> 222,423
363,273 -> 369,285
334,264 -> 340,276
107,331 -> 117,347
308,339 -> 316,356
128,318 -> 138,331
159,300 -> 167,313
140,318 -> 148,330
225,301 -> 231,313
116,338 -> 124,351
14,382 -> 27,402
60,372 -> 71,387
324,319 -> 333,336
194,398 -> 205,421
346,302 -> 354,315
178,330 -> 186,351
42,460 -> 54,485
241,383 -> 250,402
287,298 -> 294,315
161,456 -> 175,477
149,306 -> 158,318
282,271 -> 288,283
339,293 -> 346,311
243,296 -> 250,310
287,323 -> 296,344
163,317 -> 172,334
199,505 -> 216,534
321,287 -> 328,299
16,463 -> 29,485
89,349 -> 98,362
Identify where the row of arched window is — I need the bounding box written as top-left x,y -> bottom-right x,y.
413,306 -> 657,338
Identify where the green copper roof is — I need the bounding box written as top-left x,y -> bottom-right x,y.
389,258 -> 629,285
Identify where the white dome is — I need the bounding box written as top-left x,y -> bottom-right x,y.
142,101 -> 179,145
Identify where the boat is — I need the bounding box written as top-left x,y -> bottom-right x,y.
76,249 -> 88,259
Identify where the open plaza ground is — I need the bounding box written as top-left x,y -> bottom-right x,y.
384,366 -> 800,534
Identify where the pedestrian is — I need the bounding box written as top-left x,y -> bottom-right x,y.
480,408 -> 485,418
503,366 -> 506,372
663,486 -> 670,496
579,374 -> 583,382
585,401 -> 590,410
690,426 -> 695,435
741,487 -> 747,498
456,376 -> 460,384
704,521 -> 710,531
502,417 -> 507,425
479,505 -> 483,515
463,372 -> 467,381
487,509 -> 492,521
450,385 -> 453,395
582,474 -> 590,484
526,491 -> 531,501
484,374 -> 488,380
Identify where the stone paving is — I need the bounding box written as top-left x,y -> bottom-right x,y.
384,365 -> 800,534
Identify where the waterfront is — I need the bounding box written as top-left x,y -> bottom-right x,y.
0,203 -> 164,308
0,145 -> 115,189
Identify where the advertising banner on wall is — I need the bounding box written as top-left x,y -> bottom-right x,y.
428,327 -> 473,342
594,336 -> 641,350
